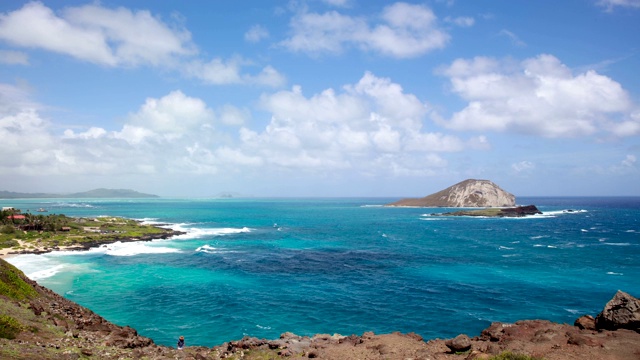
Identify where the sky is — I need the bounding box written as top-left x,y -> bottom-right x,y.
0,0 -> 639,197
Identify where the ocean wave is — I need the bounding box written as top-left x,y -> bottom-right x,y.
52,202 -> 97,208
533,244 -> 557,248
28,264 -> 67,280
171,224 -> 253,240
195,245 -> 239,254
498,246 -> 514,250
601,242 -> 631,246
607,271 -> 624,276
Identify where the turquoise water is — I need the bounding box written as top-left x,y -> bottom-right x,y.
5,197 -> 640,347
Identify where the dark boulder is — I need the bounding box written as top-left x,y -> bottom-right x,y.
445,334 -> 471,353
595,290 -> 640,331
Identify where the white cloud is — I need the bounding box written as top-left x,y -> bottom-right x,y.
498,29 -> 526,47
322,0 -> 351,7
511,160 -> 535,173
63,127 -> 107,139
444,16 -> 475,27
597,0 -> 640,11
438,54 -> 634,138
184,58 -> 286,87
0,2 -> 195,67
281,2 -> 449,58
0,50 -> 28,65
128,90 -> 215,136
244,24 -> 269,43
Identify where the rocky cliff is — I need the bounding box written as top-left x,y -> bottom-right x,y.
387,179 -> 516,207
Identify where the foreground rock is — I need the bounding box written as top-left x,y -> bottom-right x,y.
386,179 -> 516,207
595,290 -> 640,331
2,257 -> 639,359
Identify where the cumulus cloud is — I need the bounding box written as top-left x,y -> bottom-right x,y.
0,2 -> 284,87
0,73 -> 473,185
247,72 -> 468,172
128,90 -> 215,136
438,54 -> 633,138
0,1 -> 195,67
281,2 -> 449,58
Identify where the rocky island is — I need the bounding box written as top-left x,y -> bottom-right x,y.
433,205 -> 543,218
386,179 -> 516,208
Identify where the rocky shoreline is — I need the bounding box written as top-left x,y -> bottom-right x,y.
1,255 -> 639,359
2,229 -> 185,256
431,205 -> 543,218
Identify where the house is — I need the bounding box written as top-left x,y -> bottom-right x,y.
10,214 -> 26,221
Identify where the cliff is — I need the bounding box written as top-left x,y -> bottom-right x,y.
387,179 -> 516,208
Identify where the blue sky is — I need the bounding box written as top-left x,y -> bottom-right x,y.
0,0 -> 639,197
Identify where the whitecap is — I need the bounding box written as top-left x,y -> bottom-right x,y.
564,308 -> 580,314
547,245 -> 557,249
530,235 -> 549,240
171,224 -> 252,240
607,272 -> 624,276
581,229 -> 588,232
28,264 -> 67,280
256,324 -> 271,330
602,242 -> 631,246
625,230 -> 636,233
498,246 -> 514,250
533,244 -> 545,247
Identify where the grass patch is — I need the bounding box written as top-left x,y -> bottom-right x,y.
0,260 -> 38,301
0,314 -> 24,339
489,351 -> 544,360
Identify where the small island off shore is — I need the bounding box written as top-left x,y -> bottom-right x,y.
1,207 -> 639,359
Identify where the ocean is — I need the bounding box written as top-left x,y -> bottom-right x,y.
4,197 -> 639,347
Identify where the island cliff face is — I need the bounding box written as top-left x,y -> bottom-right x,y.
386,179 -> 516,208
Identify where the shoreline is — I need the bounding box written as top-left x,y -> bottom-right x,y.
0,222 -> 185,259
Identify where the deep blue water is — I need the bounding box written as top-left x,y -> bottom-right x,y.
5,197 -> 639,347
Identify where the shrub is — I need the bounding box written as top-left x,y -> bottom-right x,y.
0,315 -> 24,339
1,225 -> 14,235
0,239 -> 19,249
489,352 -> 544,360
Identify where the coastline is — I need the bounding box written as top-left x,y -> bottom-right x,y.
2,260 -> 639,359
0,221 -> 185,259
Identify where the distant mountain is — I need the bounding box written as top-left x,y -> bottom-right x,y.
68,188 -> 159,198
0,188 -> 158,199
386,179 -> 516,207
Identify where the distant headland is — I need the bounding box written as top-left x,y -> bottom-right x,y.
0,188 -> 158,199
386,179 -> 516,208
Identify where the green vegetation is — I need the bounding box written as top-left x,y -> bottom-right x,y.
0,210 -> 175,254
489,351 -> 544,360
0,314 -> 24,339
0,261 -> 38,301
